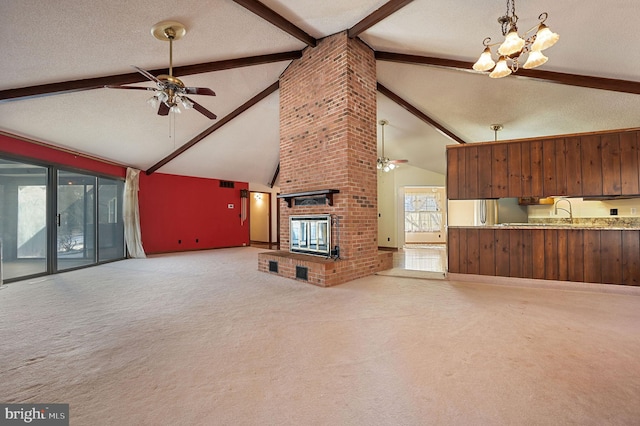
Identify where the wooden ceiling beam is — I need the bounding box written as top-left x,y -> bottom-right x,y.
348,0 -> 415,39
0,51 -> 301,102
269,163 -> 279,188
376,51 -> 640,95
146,81 -> 280,175
377,82 -> 466,144
232,0 -> 317,47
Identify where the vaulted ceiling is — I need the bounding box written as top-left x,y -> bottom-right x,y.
1,0 -> 639,185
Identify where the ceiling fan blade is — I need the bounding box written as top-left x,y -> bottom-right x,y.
104,85 -> 155,91
184,87 -> 216,96
158,102 -> 170,116
389,159 -> 409,164
184,96 -> 217,119
132,66 -> 163,86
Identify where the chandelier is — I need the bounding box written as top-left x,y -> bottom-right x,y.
472,0 -> 559,78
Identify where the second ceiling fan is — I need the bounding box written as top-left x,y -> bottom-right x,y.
107,21 -> 217,120
377,119 -> 408,172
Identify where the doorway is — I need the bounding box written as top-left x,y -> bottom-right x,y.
399,186 -> 447,273
249,191 -> 272,249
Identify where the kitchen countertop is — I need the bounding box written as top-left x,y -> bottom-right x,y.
449,224 -> 640,230
449,217 -> 640,230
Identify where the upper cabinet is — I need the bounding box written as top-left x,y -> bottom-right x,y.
447,129 -> 640,200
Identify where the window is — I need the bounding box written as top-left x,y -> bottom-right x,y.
404,192 -> 442,233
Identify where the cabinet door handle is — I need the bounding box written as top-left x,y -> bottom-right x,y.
56,214 -> 61,227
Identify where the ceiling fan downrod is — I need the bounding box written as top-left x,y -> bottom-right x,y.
164,27 -> 175,77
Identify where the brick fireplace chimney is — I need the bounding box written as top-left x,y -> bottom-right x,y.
258,31 -> 392,286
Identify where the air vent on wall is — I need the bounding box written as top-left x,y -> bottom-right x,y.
296,266 -> 308,281
219,180 -> 235,188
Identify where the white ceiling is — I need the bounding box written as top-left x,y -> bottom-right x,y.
1,0 -> 639,184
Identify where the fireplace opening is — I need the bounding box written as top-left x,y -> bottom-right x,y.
290,214 -> 332,257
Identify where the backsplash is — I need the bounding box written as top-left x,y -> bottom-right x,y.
528,197 -> 640,219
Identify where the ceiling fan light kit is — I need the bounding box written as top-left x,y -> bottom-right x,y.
106,21 -> 217,119
472,0 -> 559,78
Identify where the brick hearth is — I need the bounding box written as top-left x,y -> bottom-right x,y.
257,31 -> 392,286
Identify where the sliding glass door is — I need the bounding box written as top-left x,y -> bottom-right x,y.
0,155 -> 125,283
97,177 -> 125,262
56,171 -> 97,271
0,158 -> 48,281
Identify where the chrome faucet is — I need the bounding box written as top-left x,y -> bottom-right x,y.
554,198 -> 573,223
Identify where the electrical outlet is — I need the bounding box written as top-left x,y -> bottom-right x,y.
632,208 -> 638,215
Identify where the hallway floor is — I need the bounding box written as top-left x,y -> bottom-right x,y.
393,244 -> 447,272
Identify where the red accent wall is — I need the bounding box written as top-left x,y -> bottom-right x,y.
0,134 -> 126,178
138,172 -> 250,254
0,134 -> 250,254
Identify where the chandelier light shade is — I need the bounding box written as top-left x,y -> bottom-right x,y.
498,29 -> 525,56
523,50 -> 548,69
473,0 -> 559,78
531,23 -> 560,52
490,56 -> 512,78
472,47 -> 496,72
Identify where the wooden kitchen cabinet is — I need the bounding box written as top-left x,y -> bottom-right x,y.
620,131 -> 639,195
465,146 -> 479,199
554,139 -> 568,196
477,145 -> 493,198
446,148 -> 460,199
507,143 -> 523,197
601,133 -> 622,195
446,128 -> 640,200
580,134 -> 603,196
542,139 -> 558,196
529,140 -> 545,197
491,144 -> 509,198
448,227 -> 640,286
564,137 -> 582,195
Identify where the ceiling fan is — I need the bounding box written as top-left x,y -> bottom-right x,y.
377,119 -> 408,172
106,21 -> 217,119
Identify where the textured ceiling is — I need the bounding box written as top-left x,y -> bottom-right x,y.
1,0 -> 639,183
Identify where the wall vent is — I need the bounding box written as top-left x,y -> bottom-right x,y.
268,261 -> 278,273
295,266 -> 308,281
219,180 -> 235,188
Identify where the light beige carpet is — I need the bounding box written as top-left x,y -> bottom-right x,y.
1,247 -> 640,425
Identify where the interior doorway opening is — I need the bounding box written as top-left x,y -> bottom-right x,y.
249,191 -> 272,249
398,186 -> 447,273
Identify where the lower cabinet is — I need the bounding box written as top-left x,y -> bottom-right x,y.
448,228 -> 640,286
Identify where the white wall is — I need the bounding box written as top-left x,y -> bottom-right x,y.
447,200 -> 476,226
377,164 -> 446,248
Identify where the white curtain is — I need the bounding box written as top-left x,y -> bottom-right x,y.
123,168 -> 146,258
